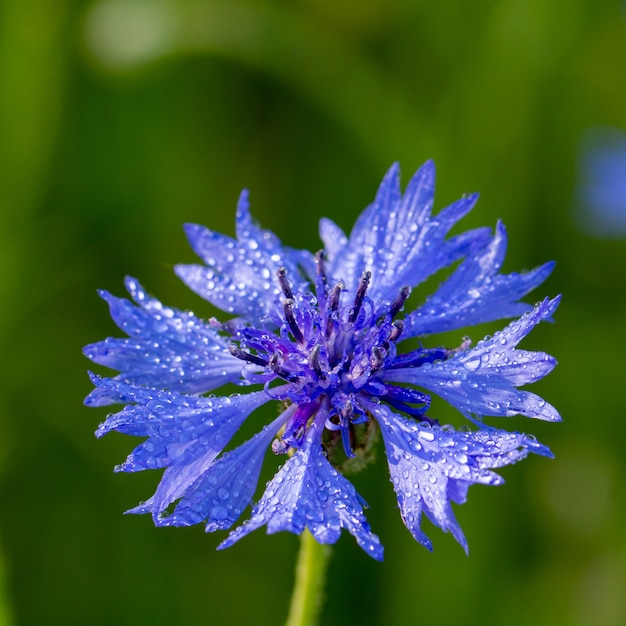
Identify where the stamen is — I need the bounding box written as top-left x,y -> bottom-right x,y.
309,344 -> 327,381
268,354 -> 300,383
329,281 -> 343,312
325,281 -> 344,337
389,319 -> 404,342
228,343 -> 269,367
314,250 -> 327,287
277,267 -> 294,300
388,286 -> 411,319
283,298 -> 304,343
349,271 -> 371,323
370,346 -> 386,370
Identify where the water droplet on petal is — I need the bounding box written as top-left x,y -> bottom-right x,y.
464,356 -> 481,372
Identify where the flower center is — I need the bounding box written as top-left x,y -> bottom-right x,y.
226,255 -> 451,458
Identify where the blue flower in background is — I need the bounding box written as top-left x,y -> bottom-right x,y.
84,161 -> 560,560
576,128 -> 626,238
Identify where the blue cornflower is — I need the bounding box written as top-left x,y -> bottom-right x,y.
84,161 -> 560,560
576,128 -> 626,238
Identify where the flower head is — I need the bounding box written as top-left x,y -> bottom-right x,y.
85,161 -> 560,560
576,127 -> 626,238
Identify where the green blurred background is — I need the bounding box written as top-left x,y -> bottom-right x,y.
1,1 -> 625,624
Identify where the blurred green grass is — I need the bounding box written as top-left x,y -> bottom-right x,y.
1,1 -> 625,624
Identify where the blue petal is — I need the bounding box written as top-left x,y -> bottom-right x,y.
323,161 -> 491,303
148,409 -> 290,531
91,374 -> 270,475
83,278 -> 243,406
219,414 -> 384,560
384,297 -> 561,421
319,217 -> 348,261
404,222 -> 555,337
175,191 -> 314,321
236,191 -> 317,280
370,402 -> 552,552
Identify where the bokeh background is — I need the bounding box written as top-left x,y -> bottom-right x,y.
1,1 -> 625,624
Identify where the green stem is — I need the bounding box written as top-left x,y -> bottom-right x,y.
285,530 -> 332,626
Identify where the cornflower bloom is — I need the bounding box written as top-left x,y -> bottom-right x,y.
577,128 -> 626,238
84,161 -> 560,560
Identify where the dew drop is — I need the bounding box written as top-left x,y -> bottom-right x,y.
464,356 -> 481,372
210,505 -> 228,520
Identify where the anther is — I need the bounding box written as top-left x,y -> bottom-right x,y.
329,281 -> 343,312
309,344 -> 327,381
388,286 -> 411,319
325,281 -> 344,337
228,343 -> 268,367
283,298 -> 304,343
268,354 -> 299,382
389,319 -> 404,342
370,346 -> 386,370
314,250 -> 327,287
277,267 -> 294,300
349,271 -> 371,323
